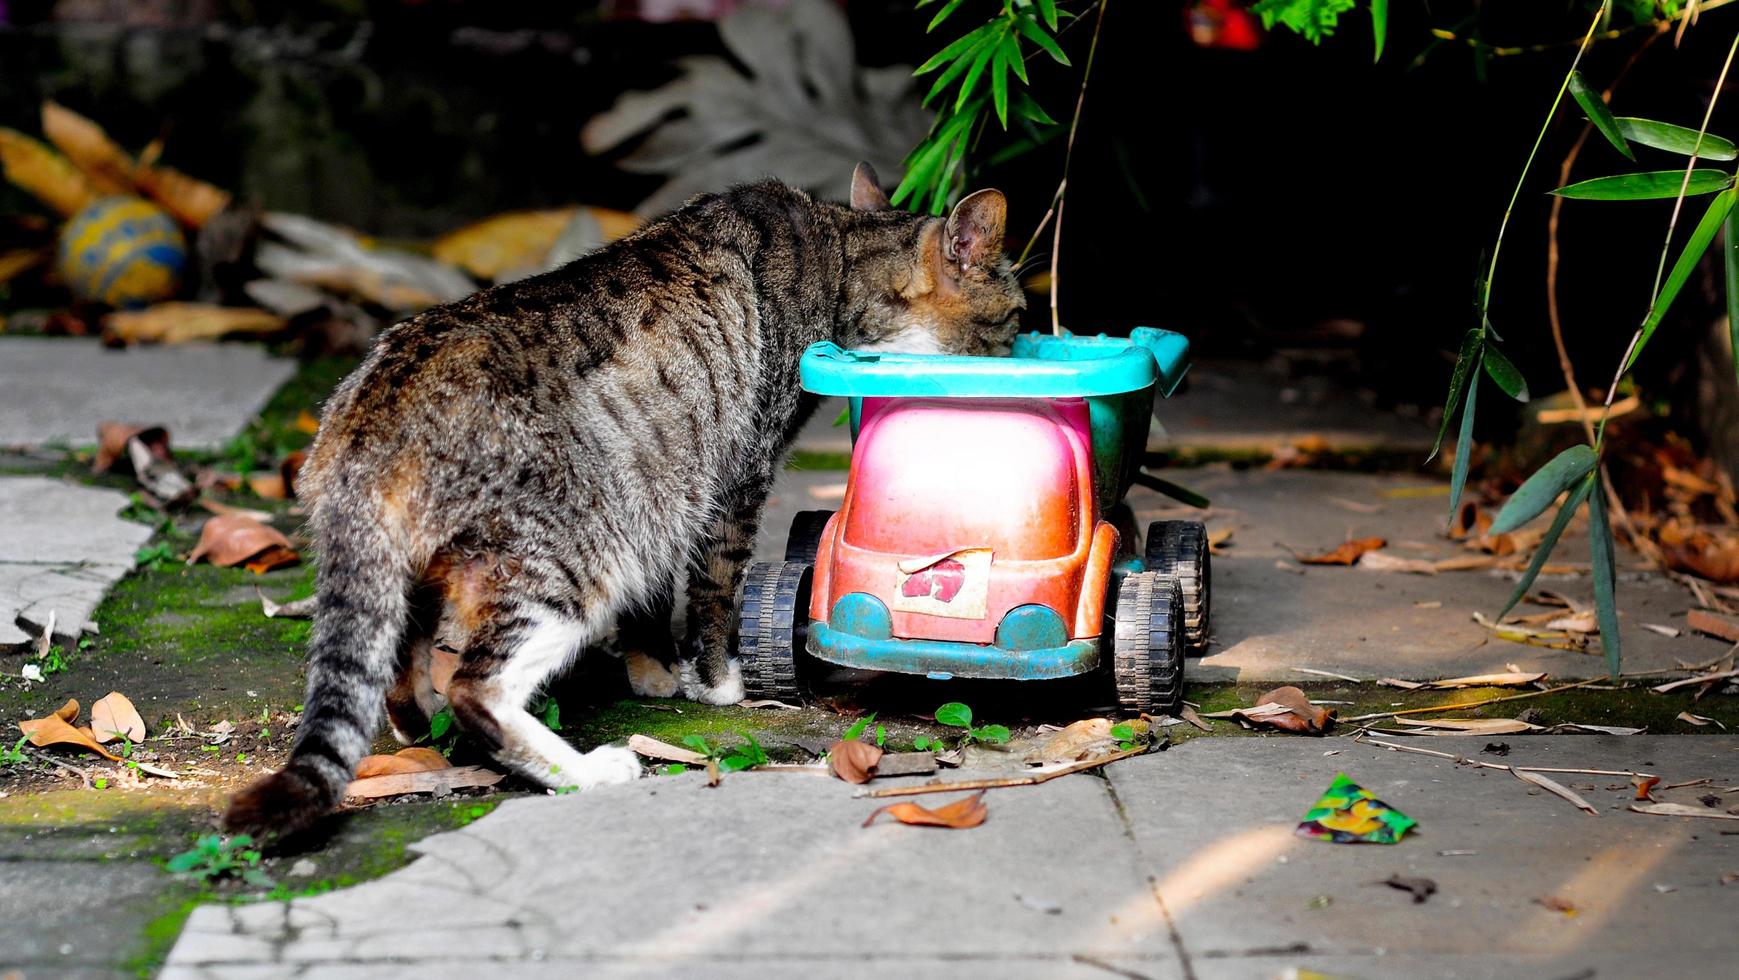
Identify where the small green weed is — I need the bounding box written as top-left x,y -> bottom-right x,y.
533,695 -> 561,731
934,702 -> 1010,746
842,712 -> 886,747
1,735 -> 29,767
166,835 -> 273,887
135,541 -> 176,571
682,732 -> 769,772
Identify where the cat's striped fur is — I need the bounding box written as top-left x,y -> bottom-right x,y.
224,165 -> 1023,837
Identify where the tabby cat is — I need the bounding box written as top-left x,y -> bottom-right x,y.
224,164 -> 1024,838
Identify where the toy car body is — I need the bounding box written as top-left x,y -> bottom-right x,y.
736,329 -> 1210,713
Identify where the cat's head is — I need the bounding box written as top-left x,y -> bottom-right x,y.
841,163 -> 1025,357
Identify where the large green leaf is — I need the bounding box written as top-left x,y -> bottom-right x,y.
1728,203 -> 1739,391
1614,117 -> 1739,161
1447,353 -> 1481,525
1482,343 -> 1530,402
1429,330 -> 1482,462
1588,481 -> 1622,678
1552,169 -> 1733,200
1490,445 -> 1597,535
935,702 -> 973,728
1568,71 -> 1634,161
1626,187 -> 1739,372
1370,0 -> 1388,61
1495,476 -> 1594,621
990,37 -> 1014,126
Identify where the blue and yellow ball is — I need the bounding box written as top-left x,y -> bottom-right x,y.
57,197 -> 187,307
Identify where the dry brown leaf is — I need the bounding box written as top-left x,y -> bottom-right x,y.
133,163 -> 230,227
18,699 -> 121,761
627,734 -> 706,765
92,421 -> 171,475
40,101 -> 135,194
1546,611 -> 1598,634
1299,537 -> 1386,566
1357,551 -> 1437,575
1433,554 -> 1501,572
828,739 -> 884,784
1179,705 -> 1212,731
1686,610 -> 1739,643
89,691 -> 145,743
0,246 -> 47,284
1206,527 -> 1234,554
281,450 -> 307,498
102,303 -> 283,345
1677,711 -> 1725,729
1536,895 -> 1579,915
1218,686 -> 1334,734
430,647 -> 461,696
247,472 -> 287,500
243,545 -> 300,575
1513,769 -> 1598,815
1024,718 -> 1117,764
188,515 -> 297,569
1634,775 -> 1662,801
1425,672 -> 1546,690
293,411 -> 320,435
344,766 -> 502,800
0,127 -> 97,216
354,747 -> 451,779
862,790 -> 988,829
1630,802 -> 1739,821
203,497 -> 274,523
433,208 -> 579,279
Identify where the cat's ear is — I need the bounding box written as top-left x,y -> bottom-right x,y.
850,162 -> 891,211
943,189 -> 1007,270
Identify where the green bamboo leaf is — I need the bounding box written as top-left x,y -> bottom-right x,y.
991,42 -> 1012,127
1014,91 -> 1056,125
1626,187 -> 1738,372
924,40 -> 990,105
1447,355 -> 1480,525
1567,71 -> 1634,161
1014,15 -> 1070,65
1490,444 -> 1597,535
1371,0 -> 1388,61
1429,329 -> 1482,462
1552,169 -> 1733,200
926,0 -> 966,32
1727,202 -> 1739,391
1588,481 -> 1622,678
1482,343 -> 1530,402
915,24 -> 998,75
1004,31 -> 1029,84
1036,0 -> 1059,31
1495,476 -> 1594,621
955,39 -> 998,111
1614,117 -> 1738,161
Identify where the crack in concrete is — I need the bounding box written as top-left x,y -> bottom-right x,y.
1102,774 -> 1197,980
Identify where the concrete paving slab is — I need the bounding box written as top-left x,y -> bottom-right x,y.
760,465 -> 1707,682
1156,357 -> 1432,452
0,859 -> 171,974
0,476 -> 153,648
1106,735 -> 1739,973
0,337 -> 297,450
163,771 -> 1177,977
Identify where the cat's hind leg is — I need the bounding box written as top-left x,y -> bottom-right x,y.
447,604 -> 640,790
620,580 -> 680,699
678,486 -> 768,706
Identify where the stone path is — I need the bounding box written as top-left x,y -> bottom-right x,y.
0,476 -> 153,648
0,338 -> 296,450
158,735 -> 1739,979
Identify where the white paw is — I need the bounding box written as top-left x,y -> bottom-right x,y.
692,660 -> 746,706
625,651 -> 681,698
575,744 -> 642,787
389,724 -> 416,746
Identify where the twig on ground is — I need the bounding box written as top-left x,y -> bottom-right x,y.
1339,680 -> 1601,724
852,745 -> 1145,799
1355,735 -> 1653,816
1651,669 -> 1739,694
26,749 -> 94,790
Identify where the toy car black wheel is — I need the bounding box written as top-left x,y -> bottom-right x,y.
1111,571 -> 1184,715
1145,520 -> 1211,657
783,510 -> 835,564
736,560 -> 811,702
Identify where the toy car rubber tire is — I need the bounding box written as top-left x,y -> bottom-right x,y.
1111,571 -> 1185,715
1145,520 -> 1211,657
783,510 -> 835,564
736,560 -> 811,702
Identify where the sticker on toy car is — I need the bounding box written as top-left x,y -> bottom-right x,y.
891,548 -> 991,619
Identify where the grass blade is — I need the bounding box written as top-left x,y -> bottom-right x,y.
1626,186 -> 1738,372
1588,479 -> 1622,678
1430,330 -> 1482,461
1568,71 -> 1634,161
1552,169 -> 1733,200
1490,444 -> 1597,535
1371,0 -> 1388,62
1482,342 -> 1530,402
1495,476 -> 1594,621
1448,351 -> 1481,525
1615,117 -> 1739,161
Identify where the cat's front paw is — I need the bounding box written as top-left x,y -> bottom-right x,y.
625,650 -> 681,698
678,658 -> 745,706
575,744 -> 643,787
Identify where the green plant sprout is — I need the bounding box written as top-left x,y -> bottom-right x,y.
934,702 -> 1011,746
166,834 -> 273,887
681,732 -> 770,772
842,712 -> 887,747
1,736 -> 29,767
134,541 -> 176,571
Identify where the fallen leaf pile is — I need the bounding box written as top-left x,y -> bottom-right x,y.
1209,686 -> 1335,735
2,102 -> 228,225
19,699 -> 121,761
1299,537 -> 1387,566
17,693 -> 176,777
344,747 -> 502,800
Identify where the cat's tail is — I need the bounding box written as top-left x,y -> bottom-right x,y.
223,496 -> 415,840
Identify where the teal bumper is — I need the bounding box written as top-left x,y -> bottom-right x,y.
806,622 -> 1101,681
